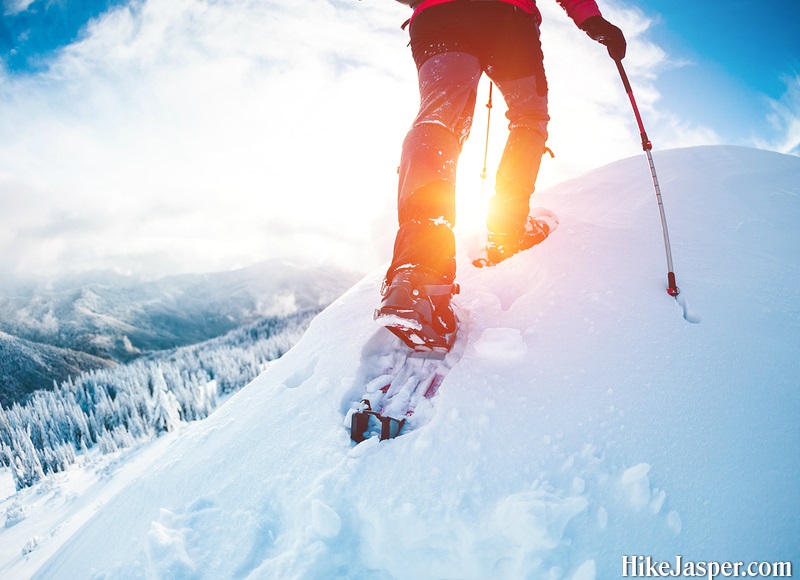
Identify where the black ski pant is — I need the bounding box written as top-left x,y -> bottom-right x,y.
387,2 -> 550,285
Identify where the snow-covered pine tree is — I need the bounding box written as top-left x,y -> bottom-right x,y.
151,366 -> 184,434
10,425 -> 45,490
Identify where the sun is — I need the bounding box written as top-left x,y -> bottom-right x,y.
454,168 -> 493,235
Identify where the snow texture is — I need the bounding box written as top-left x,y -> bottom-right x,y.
8,146 -> 800,578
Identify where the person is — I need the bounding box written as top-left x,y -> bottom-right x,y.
375,0 -> 626,352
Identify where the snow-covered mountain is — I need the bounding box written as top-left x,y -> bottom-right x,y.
0,260 -> 359,405
0,331 -> 114,405
6,146 -> 799,578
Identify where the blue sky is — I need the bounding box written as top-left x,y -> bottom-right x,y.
631,0 -> 799,149
0,0 -> 798,280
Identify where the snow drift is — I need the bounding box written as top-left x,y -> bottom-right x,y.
33,146 -> 800,578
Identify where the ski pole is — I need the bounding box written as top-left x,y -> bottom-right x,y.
479,81 -> 494,195
614,58 -> 680,297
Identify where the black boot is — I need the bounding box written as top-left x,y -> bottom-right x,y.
481,211 -> 559,266
374,268 -> 459,353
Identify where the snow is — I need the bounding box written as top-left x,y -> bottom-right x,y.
472,327 -> 528,361
2,145 -> 798,578
1,429 -> 184,578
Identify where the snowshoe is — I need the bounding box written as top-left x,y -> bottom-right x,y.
349,399 -> 406,443
374,269 -> 459,354
474,209 -> 559,268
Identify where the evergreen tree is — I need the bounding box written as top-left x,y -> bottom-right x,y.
0,308 -> 321,489
10,426 -> 45,490
151,367 -> 183,434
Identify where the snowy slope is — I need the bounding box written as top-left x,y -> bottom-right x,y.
31,146 -> 800,578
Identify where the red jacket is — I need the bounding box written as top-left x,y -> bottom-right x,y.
400,0 -> 601,28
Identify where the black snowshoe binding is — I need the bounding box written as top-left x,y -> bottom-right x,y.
474,210 -> 559,268
374,269 -> 459,354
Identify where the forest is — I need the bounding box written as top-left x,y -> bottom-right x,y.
0,309 -> 320,490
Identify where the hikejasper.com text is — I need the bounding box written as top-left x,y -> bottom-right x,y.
622,555 -> 793,579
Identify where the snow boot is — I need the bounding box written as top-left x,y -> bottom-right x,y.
374,269 -> 459,353
476,210 -> 559,267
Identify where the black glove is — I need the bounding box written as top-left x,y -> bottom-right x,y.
581,15 -> 626,61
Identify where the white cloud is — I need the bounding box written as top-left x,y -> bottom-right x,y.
756,74 -> 800,156
0,0 -> 415,278
0,0 -> 718,280
3,0 -> 34,16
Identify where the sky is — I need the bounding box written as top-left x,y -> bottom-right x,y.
0,0 -> 798,282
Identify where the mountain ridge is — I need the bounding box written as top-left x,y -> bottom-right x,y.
0,330 -> 115,407
0,260 -> 360,405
